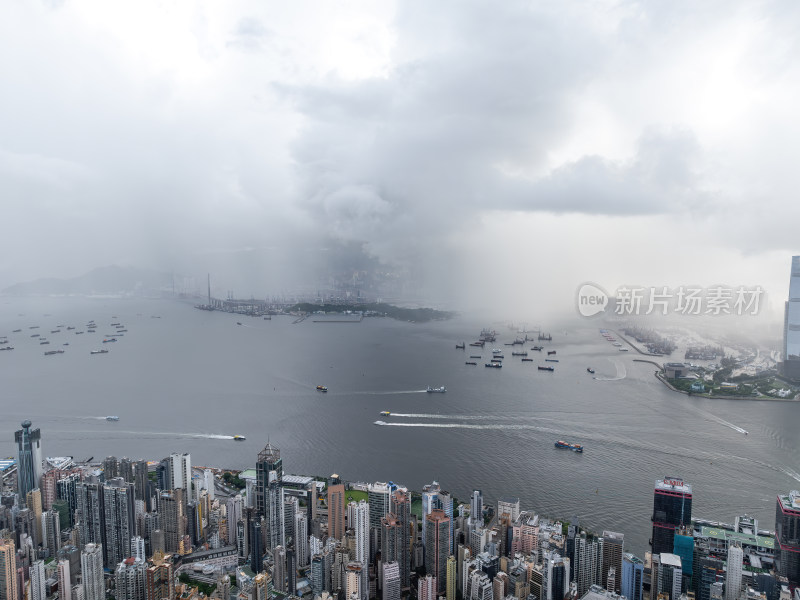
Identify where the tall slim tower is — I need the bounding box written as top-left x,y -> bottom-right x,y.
652,477 -> 692,557
103,479 -> 136,568
470,490 -> 483,529
57,560 -> 72,600
781,256 -> 800,380
352,500 -> 370,600
81,543 -> 105,600
725,544 -> 743,600
15,420 -> 43,503
256,443 -> 284,550
382,562 -> 400,600
621,553 -> 643,600
0,539 -> 17,600
30,560 -> 46,600
602,531 -> 624,593
424,509 -> 450,595
392,490 -> 412,591
328,476 -> 346,542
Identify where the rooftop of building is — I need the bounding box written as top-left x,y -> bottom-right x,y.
656,478 -> 692,494
698,526 -> 775,549
777,491 -> 800,511
623,553 -> 643,565
660,553 -> 683,568
0,459 -> 15,471
580,585 -> 628,600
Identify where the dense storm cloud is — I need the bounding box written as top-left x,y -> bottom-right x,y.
1,0 -> 799,315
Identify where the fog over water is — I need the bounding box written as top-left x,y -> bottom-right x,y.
2,1 -> 800,315
2,297 -> 798,556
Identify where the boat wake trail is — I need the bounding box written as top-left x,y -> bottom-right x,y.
387,413 -> 507,420
594,359 -> 627,381
374,421 -> 556,432
683,403 -> 748,434
353,390 -> 428,395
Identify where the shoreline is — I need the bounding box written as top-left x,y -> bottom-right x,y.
653,371 -> 799,402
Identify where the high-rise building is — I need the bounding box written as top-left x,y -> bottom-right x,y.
0,539 -> 17,600
602,531 -> 624,593
368,483 -> 391,531
160,489 -> 185,554
81,543 -> 105,600
574,532 -> 601,596
273,545 -> 287,593
166,453 -> 192,492
76,481 -> 104,549
103,479 -> 136,567
346,562 -> 364,600
497,498 -> 520,522
422,482 -> 454,555
328,477 -> 346,542
15,421 -> 43,505
58,560 -> 72,600
26,488 -> 43,546
696,557 -> 724,600
227,495 -> 243,547
42,509 -> 61,557
131,537 -> 145,562
58,473 -> 81,527
673,527 -> 694,589
776,491 -> 800,584
295,512 -> 309,568
115,557 -> 146,600
145,559 -> 174,600
250,520 -> 264,573
726,544 -> 743,600
446,555 -> 457,600
621,553 -> 644,600
133,461 -> 149,505
256,443 -> 284,550
418,575 -> 437,600
352,500 -> 370,600
392,490 -> 411,591
658,553 -> 683,600
30,560 -> 46,600
780,256 -> 800,380
543,551 -> 569,600
652,478 -> 692,557
425,509 -> 450,595
382,562 -> 400,600
369,482 -> 391,563
470,491 -> 483,529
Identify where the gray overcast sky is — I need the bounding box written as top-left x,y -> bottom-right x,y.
1,0 -> 799,317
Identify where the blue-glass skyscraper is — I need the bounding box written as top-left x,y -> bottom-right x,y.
15,420 -> 42,505
621,553 -> 644,600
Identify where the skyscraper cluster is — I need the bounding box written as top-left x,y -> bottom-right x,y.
1,424 -> 797,600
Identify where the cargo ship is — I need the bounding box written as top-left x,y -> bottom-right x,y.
555,440 -> 583,453
538,366 -> 554,372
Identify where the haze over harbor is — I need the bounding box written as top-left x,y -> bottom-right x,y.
2,295 -> 798,558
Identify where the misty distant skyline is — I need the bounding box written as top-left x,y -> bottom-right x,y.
2,1 -> 799,318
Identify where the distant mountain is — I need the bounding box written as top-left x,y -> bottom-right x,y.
2,265 -> 175,296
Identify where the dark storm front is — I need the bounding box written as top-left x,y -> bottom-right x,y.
1,297 -> 799,559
